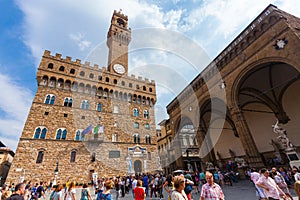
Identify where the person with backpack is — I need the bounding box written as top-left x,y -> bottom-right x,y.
80,184 -> 92,200
96,180 -> 114,200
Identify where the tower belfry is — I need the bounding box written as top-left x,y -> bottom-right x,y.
107,9 -> 131,75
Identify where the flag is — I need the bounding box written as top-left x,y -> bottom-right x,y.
99,125 -> 104,133
93,125 -> 99,134
82,125 -> 93,135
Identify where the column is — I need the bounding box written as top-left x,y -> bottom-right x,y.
230,106 -> 264,167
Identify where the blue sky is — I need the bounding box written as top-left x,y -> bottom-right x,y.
0,0 -> 300,151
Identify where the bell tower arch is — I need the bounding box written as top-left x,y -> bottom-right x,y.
107,9 -> 131,75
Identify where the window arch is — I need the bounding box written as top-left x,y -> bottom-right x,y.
105,77 -> 109,82
112,133 -> 118,142
89,73 -> 94,79
97,103 -> 102,112
64,97 -> 73,107
114,79 -> 117,84
145,123 -> 150,129
36,151 -> 44,163
133,134 -> 140,144
70,151 -> 76,162
113,105 -> 119,113
45,94 -> 55,105
56,128 -> 67,140
34,127 -> 47,139
48,63 -> 54,69
59,66 -> 65,71
144,110 -> 149,118
80,71 -> 85,77
70,69 -> 75,74
134,122 -> 139,129
133,108 -> 139,117
145,135 -> 151,144
75,130 -> 84,141
98,75 -> 102,81
81,100 -> 89,109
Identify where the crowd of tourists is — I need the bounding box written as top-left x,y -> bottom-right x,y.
0,165 -> 300,200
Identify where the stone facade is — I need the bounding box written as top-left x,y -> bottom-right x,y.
7,10 -> 160,184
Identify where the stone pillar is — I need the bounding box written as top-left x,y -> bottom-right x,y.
230,106 -> 264,167
197,127 -> 216,165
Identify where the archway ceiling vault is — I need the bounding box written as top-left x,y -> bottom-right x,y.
238,62 -> 299,123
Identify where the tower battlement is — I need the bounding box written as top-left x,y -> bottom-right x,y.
42,50 -> 155,85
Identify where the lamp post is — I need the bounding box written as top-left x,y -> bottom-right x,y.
53,162 -> 59,186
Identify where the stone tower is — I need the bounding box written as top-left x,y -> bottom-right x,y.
7,10 -> 160,184
107,10 -> 131,75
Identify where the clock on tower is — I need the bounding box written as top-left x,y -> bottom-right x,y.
107,10 -> 131,75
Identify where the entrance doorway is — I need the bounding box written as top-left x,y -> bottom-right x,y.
134,160 -> 142,173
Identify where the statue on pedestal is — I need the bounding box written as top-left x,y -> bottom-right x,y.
272,120 -> 294,150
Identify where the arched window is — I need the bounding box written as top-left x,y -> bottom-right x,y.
89,73 -> 94,79
59,66 -> 65,71
97,103 -> 102,112
70,69 -> 75,74
98,75 -> 102,81
112,133 -> 118,142
134,134 -> 140,144
80,71 -> 85,77
56,128 -> 67,140
75,130 -> 84,141
70,151 -> 76,163
36,151 -> 44,163
50,95 -> 55,105
143,86 -> 146,91
41,128 -> 47,139
113,106 -> 119,113
34,127 -> 47,139
81,100 -> 89,110
64,97 -> 73,107
144,110 -> 149,118
114,79 -> 117,84
121,81 -> 125,86
91,152 -> 96,162
149,88 -> 153,92
145,135 -> 151,144
48,63 -> 54,69
134,122 -> 139,129
145,123 -> 150,129
136,84 -> 140,89
129,83 -> 132,88
133,108 -> 139,117
105,77 -> 109,82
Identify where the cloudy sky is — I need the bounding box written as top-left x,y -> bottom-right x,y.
1,0 -> 299,151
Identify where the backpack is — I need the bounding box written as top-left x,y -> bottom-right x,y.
184,184 -> 193,195
96,192 -> 109,200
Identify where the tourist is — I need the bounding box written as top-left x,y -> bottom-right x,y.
80,184 -> 92,200
272,170 -> 293,199
256,168 -> 287,200
200,171 -> 224,200
163,174 -> 173,200
2,185 -> 12,200
293,168 -> 300,182
64,181 -> 76,200
251,168 -> 266,200
142,174 -> 149,197
96,179 -> 114,200
294,181 -> 300,199
134,180 -> 145,200
36,182 -> 45,199
51,184 -> 63,200
171,175 -> 188,200
6,183 -> 25,200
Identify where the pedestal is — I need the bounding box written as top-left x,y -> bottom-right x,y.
285,150 -> 300,169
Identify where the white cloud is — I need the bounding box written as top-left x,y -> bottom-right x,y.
69,33 -> 91,51
0,73 -> 33,151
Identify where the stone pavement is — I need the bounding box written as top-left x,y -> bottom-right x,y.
44,180 -> 298,199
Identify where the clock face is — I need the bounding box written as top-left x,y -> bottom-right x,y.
113,63 -> 126,74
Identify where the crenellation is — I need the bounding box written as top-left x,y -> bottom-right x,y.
55,53 -> 62,59
65,56 -> 72,62
94,64 -> 99,69
131,74 -> 135,79
75,59 -> 81,64
44,50 -> 51,56
84,61 -> 90,67
138,76 -> 142,80
101,66 -> 106,72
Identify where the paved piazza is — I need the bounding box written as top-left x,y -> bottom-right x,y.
43,180 -> 298,200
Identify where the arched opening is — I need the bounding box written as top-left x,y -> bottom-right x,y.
134,160 -> 142,173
